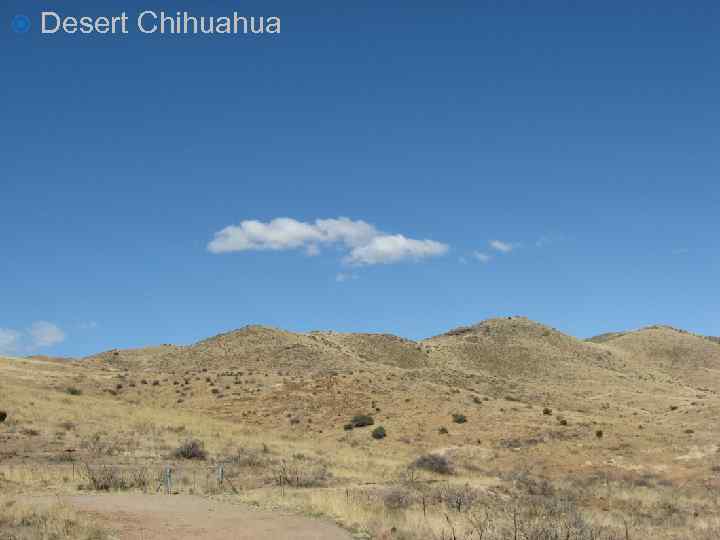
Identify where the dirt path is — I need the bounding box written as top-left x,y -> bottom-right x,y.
56,494 -> 354,540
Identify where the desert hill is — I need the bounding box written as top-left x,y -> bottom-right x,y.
424,316 -> 627,376
420,317 -> 647,407
2,316 -> 719,539
587,325 -> 720,392
64,317 -> 717,457
86,325 -> 431,373
78,317 -> 719,416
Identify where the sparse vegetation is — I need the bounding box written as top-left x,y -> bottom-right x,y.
381,487 -> 414,510
452,413 -> 467,424
411,453 -> 454,475
173,439 -> 207,460
0,498 -> 110,539
371,426 -> 386,439
1,318 -> 719,539
65,386 -> 83,396
83,464 -> 152,491
273,456 -> 331,488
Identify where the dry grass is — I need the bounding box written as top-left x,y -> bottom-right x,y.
1,317 -> 720,539
0,497 -> 109,540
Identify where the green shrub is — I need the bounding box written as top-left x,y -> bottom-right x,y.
65,387 -> 83,396
372,426 -> 386,439
452,413 -> 467,424
350,414 -> 374,428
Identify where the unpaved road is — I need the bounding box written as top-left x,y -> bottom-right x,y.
57,494 -> 353,540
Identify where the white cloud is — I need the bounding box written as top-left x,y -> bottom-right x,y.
208,217 -> 448,266
208,217 -> 377,254
345,235 -> 448,266
0,328 -> 21,354
29,321 -> 66,348
490,240 -> 514,253
335,272 -> 359,283
0,321 -> 66,353
473,252 -> 492,263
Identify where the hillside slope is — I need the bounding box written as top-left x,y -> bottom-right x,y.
588,326 -> 720,391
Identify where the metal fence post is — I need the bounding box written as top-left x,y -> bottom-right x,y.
164,466 -> 172,494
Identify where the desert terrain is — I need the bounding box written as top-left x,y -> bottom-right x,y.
1,316 -> 719,539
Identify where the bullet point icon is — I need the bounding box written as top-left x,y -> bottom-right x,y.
12,14 -> 31,33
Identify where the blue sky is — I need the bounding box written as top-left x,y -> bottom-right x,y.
1,1 -> 718,357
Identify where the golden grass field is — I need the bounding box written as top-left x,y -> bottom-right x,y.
1,317 -> 719,539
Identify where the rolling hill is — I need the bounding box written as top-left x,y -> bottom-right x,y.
1,317 -> 718,539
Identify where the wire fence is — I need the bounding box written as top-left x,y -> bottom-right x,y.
0,461 -> 242,495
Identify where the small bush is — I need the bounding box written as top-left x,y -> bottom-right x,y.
595,429 -> 604,438
350,414 -> 374,428
173,439 -> 207,460
232,447 -> 268,468
65,387 -> 83,396
343,423 -> 354,431
439,426 -> 449,434
382,487 -> 414,510
372,426 -> 386,439
542,407 -> 552,415
438,484 -> 480,512
452,413 -> 467,424
83,464 -> 152,491
412,453 -> 454,475
0,411 -> 7,423
81,432 -> 121,456
273,457 -> 331,488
